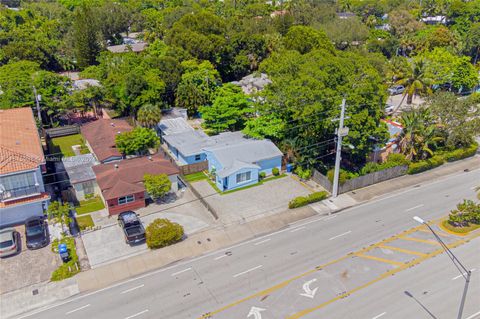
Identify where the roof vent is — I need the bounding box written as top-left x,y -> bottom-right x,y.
117,131 -> 121,134
15,140 -> 20,145
148,156 -> 152,161
114,164 -> 119,169
110,123 -> 115,127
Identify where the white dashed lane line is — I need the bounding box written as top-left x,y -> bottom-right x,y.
171,268 -> 192,277
121,284 -> 145,294
124,309 -> 149,319
329,231 -> 351,241
233,265 -> 263,278
65,304 -> 90,315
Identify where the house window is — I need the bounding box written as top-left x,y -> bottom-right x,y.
195,154 -> 201,161
236,171 -> 252,184
118,195 -> 135,205
82,181 -> 95,195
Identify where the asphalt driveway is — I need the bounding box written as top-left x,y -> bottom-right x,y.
0,225 -> 60,294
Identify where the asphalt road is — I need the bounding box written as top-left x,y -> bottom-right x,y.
17,168 -> 480,319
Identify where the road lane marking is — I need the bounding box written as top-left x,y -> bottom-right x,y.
452,268 -> 476,280
214,254 -> 228,261
233,265 -> 263,278
65,304 -> 90,315
290,226 -> 307,233
398,236 -> 441,245
356,254 -> 404,267
329,231 -> 351,241
254,239 -> 271,246
378,245 -> 427,257
371,312 -> 387,319
124,309 -> 149,319
171,268 -> 192,277
405,204 -> 424,212
465,310 -> 480,319
324,215 -> 337,221
120,284 -> 144,294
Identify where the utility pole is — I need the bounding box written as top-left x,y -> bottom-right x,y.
332,98 -> 349,198
32,86 -> 42,124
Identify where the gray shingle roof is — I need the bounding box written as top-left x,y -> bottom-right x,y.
204,139 -> 283,178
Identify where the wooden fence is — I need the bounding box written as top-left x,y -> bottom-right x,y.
45,125 -> 80,138
313,165 -> 408,195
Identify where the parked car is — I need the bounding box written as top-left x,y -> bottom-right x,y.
118,211 -> 146,245
388,85 -> 405,95
25,216 -> 49,250
0,228 -> 18,258
385,104 -> 395,115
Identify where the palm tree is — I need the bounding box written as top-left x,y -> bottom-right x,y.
137,104 -> 162,128
394,59 -> 433,107
398,108 -> 442,161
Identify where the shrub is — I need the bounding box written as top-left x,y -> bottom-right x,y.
288,191 -> 329,209
327,168 -> 354,185
272,167 -> 280,176
146,218 -> 184,249
295,166 -> 312,180
259,172 -> 266,179
447,199 -> 480,227
443,142 -> 478,162
387,153 -> 409,165
407,155 -> 444,174
360,162 -> 380,175
144,174 -> 172,200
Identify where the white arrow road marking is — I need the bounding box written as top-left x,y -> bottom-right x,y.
300,279 -> 319,299
65,304 -> 90,315
247,306 -> 266,319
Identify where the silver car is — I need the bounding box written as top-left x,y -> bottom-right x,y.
0,228 -> 18,258
388,85 -> 405,95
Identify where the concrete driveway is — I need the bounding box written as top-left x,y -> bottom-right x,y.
82,211 -> 210,268
193,175 -> 312,225
0,225 -> 60,294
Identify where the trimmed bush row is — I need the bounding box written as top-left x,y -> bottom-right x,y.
408,143 -> 478,174
289,191 -> 329,209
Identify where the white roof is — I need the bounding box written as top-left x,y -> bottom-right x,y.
158,118 -> 193,136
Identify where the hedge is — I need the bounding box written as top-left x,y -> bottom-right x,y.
146,218 -> 184,249
289,191 -> 329,209
407,155 -> 444,174
443,142 -> 478,162
407,143 -> 478,174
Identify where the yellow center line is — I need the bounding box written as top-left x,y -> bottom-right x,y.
356,253 -> 405,267
199,219 -> 477,319
378,244 -> 428,257
398,236 -> 442,245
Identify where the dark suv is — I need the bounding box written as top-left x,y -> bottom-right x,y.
118,211 -> 146,245
25,216 -> 49,249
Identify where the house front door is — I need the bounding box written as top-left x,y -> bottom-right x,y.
223,177 -> 228,191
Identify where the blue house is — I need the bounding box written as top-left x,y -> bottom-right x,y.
204,139 -> 283,191
162,130 -> 245,165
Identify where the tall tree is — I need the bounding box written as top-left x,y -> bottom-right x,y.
137,104 -> 162,128
394,58 -> 433,105
71,4 -> 101,70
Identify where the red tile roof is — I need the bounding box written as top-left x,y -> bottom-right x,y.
0,108 -> 45,174
81,118 -> 132,162
93,155 -> 179,200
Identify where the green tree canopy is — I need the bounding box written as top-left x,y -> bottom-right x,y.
115,127 -> 159,155
284,26 -> 335,54
137,103 -> 162,128
144,174 -> 172,200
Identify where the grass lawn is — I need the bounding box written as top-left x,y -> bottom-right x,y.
75,196 -> 105,215
49,134 -> 90,157
76,215 -> 95,231
183,171 -> 209,182
441,220 -> 480,235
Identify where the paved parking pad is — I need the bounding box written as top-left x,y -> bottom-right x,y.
202,222 -> 477,319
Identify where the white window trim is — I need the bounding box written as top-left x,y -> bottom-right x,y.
118,194 -> 135,205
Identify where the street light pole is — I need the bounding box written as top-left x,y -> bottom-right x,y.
413,216 -> 471,282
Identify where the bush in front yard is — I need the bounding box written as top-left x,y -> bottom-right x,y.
272,167 -> 280,176
259,172 -> 266,180
146,218 -> 184,249
407,155 -> 444,174
289,191 -> 329,209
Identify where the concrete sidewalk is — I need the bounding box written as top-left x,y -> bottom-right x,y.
4,156 -> 478,319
